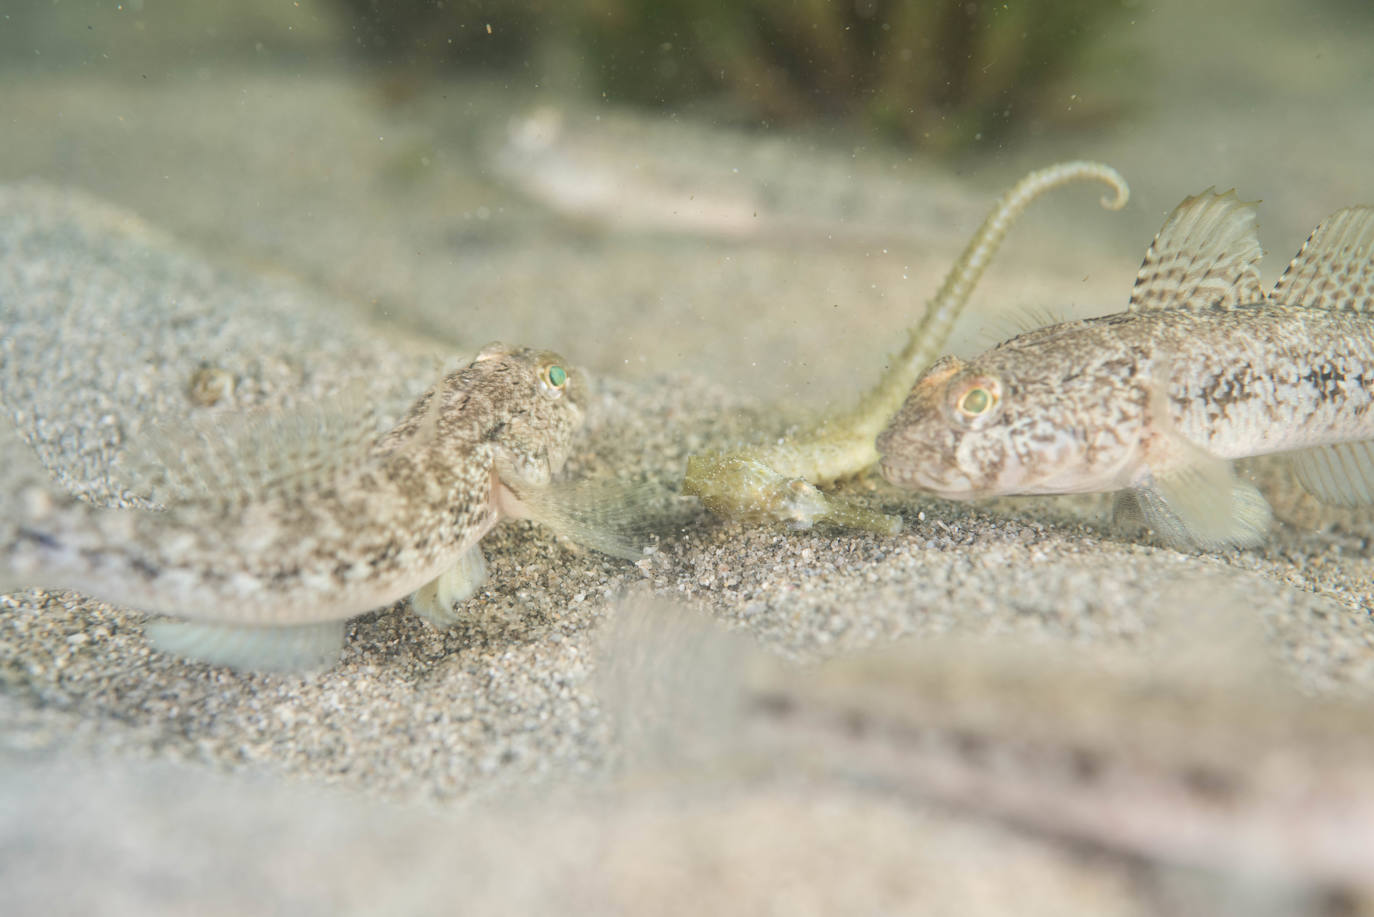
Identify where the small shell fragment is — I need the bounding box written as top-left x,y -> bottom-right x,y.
187,364 -> 235,407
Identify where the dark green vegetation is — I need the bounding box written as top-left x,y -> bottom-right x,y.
330,0 -> 1130,152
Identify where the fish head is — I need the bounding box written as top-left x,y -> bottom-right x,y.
468,343 -> 588,488
877,349 -> 1134,499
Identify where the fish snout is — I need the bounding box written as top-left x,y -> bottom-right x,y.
877,379 -> 974,496
878,451 -> 972,496
877,358 -> 1024,498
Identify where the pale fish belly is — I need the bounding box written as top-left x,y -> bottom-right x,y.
1163,307 -> 1374,461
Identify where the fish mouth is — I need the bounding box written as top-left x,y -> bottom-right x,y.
879,456 -> 982,499
914,481 -> 983,501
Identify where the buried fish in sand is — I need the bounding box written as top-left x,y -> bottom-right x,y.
1,344 -> 639,671
878,190 -> 1374,549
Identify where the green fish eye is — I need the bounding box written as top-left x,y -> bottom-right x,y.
957,384 -> 997,417
545,365 -> 567,388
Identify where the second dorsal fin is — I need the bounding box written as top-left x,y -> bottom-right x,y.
1128,189 -> 1265,313
1268,205 -> 1374,312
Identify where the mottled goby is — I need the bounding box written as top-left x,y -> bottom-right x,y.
1,344 -> 632,670
746,637 -> 1374,897
603,598 -> 1374,898
878,190 -> 1374,549
682,161 -> 1129,533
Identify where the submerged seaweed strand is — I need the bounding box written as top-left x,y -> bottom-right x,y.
682,161 -> 1129,532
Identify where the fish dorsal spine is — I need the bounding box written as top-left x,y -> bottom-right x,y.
1127,189 -> 1265,313
1268,205 -> 1374,313
1274,207 -> 1374,509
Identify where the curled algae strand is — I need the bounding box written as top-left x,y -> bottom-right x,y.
682,160 -> 1130,532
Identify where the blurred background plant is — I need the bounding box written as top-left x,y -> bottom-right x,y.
330,0 -> 1133,152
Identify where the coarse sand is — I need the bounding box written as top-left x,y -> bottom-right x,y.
4,0 -> 1374,907
2,175 -> 1374,915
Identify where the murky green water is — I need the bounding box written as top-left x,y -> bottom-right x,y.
5,0 -> 1370,402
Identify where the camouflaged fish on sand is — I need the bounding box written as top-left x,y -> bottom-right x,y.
878,191 -> 1374,549
607,599 -> 1374,895
1,344 -> 632,670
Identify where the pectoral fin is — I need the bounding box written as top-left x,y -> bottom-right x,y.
1124,361 -> 1271,550
1290,440 -> 1374,505
1126,459 -> 1271,551
499,470 -> 662,561
408,544 -> 488,629
145,618 -> 345,671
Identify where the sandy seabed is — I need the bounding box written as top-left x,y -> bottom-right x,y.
3,1 -> 1374,913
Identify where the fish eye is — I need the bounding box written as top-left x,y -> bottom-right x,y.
539,363 -> 568,397
960,387 -> 992,415
950,376 -> 1002,421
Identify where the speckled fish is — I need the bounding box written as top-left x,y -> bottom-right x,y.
876,190 -> 1374,549
604,597 -> 1374,894
1,344 -> 637,671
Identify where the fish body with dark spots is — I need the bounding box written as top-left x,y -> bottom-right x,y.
1,344 -> 632,670
878,190 -> 1374,549
606,599 -> 1374,894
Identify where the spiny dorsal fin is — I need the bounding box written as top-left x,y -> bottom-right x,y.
1269,206 -> 1374,312
964,304 -> 1069,354
1128,189 -> 1265,312
117,356 -> 449,510
119,394 -> 387,510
